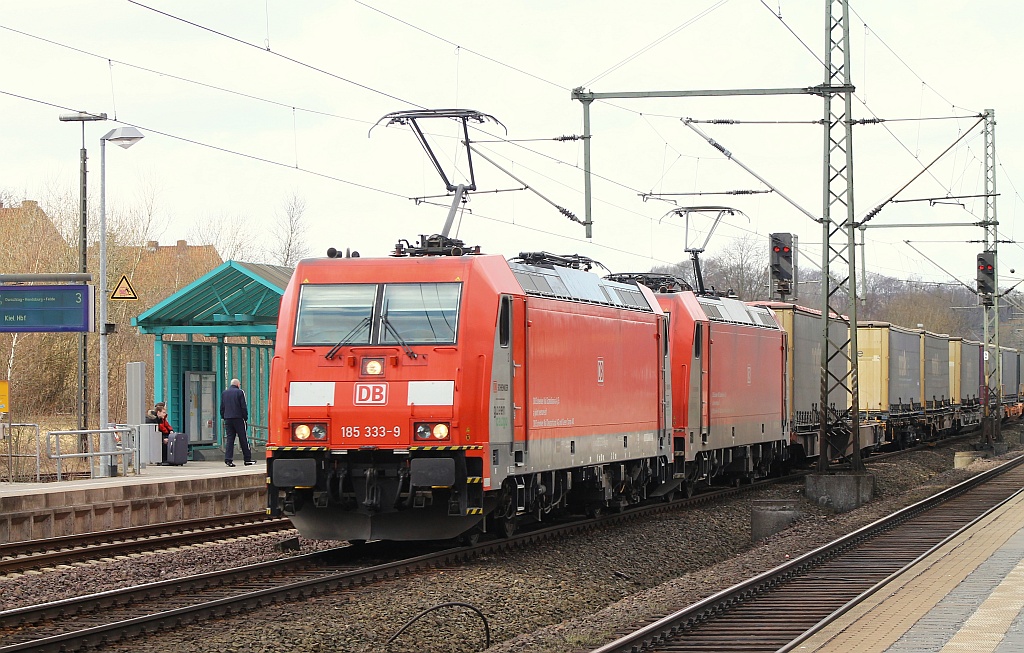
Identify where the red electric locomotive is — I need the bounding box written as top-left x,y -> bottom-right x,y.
610,274 -> 789,496
266,236 -> 673,542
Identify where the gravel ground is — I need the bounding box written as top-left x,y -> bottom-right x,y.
2,428 -> 1020,653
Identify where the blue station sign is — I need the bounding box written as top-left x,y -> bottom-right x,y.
0,284 -> 95,333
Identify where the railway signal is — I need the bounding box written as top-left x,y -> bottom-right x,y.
977,251 -> 996,295
770,233 -> 794,282
769,233 -> 797,300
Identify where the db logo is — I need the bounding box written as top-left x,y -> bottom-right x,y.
354,383 -> 388,405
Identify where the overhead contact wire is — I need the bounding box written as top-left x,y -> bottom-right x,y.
127,0 -> 423,109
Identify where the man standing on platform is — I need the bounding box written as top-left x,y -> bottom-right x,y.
221,378 -> 254,467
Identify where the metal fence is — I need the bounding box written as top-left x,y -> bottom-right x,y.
0,426 -> 142,482
46,427 -> 139,480
249,422 -> 268,447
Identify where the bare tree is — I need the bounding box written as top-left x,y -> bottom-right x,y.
187,212 -> 262,262
0,189 -> 225,420
268,192 -> 310,267
700,234 -> 770,300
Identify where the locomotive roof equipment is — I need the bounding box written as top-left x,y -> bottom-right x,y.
659,205 -> 749,297
606,273 -> 693,294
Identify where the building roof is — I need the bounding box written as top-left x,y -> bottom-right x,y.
133,260 -> 293,336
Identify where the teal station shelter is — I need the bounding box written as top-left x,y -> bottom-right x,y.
133,261 -> 293,456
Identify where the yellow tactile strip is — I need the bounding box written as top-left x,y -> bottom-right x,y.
938,558 -> 1024,653
796,490 -> 1024,653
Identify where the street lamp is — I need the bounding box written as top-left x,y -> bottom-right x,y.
99,126 -> 144,472
59,111 -> 107,437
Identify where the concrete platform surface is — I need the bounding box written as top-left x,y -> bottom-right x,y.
797,488 -> 1024,653
0,460 -> 267,544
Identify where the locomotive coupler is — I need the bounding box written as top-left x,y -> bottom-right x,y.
363,467 -> 382,511
393,467 -> 410,508
280,491 -> 296,515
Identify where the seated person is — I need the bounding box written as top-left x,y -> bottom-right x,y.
146,403 -> 174,464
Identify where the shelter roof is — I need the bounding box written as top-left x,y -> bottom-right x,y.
133,260 -> 293,336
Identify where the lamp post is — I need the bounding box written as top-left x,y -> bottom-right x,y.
59,111 -> 107,438
99,126 -> 144,474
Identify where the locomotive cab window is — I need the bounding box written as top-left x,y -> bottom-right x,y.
295,284 -> 375,346
499,296 -> 511,348
294,282 -> 461,346
380,283 -> 461,344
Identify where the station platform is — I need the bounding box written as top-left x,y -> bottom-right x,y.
798,486 -> 1024,653
0,459 -> 267,544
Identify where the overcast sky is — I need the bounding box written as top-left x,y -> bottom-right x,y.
2,1 -> 1022,288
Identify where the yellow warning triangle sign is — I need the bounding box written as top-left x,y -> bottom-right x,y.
110,275 -> 139,301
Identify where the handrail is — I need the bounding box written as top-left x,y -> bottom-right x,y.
45,427 -> 138,480
249,423 -> 269,447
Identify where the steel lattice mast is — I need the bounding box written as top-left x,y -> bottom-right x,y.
980,109 -> 1001,445
817,0 -> 862,473
572,1 -> 865,471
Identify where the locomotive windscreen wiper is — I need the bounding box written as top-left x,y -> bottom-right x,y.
381,309 -> 418,359
325,316 -> 371,360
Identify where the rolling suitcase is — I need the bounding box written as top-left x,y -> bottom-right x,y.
166,432 -> 188,466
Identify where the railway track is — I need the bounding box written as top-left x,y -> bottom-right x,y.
0,471 -> 794,653
587,453 -> 1024,653
0,512 -> 292,576
0,439 -> 983,652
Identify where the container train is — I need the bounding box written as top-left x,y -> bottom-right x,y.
266,236 -> 1020,542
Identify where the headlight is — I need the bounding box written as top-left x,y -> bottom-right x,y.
292,423 -> 327,441
414,423 -> 431,440
414,422 -> 450,441
361,357 -> 385,376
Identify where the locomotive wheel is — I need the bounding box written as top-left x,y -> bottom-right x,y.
459,528 -> 482,546
497,515 -> 517,538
